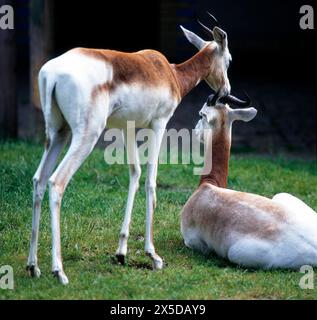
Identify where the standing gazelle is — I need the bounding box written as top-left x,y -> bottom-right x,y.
181,95 -> 317,269
27,21 -> 232,284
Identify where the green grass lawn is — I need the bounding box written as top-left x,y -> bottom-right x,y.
0,140 -> 316,299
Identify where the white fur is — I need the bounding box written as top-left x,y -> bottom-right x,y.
108,84 -> 177,128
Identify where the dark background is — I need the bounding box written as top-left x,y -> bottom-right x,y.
53,0 -> 315,79
4,0 -> 317,155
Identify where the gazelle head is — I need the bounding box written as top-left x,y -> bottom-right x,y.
195,93 -> 257,143
181,19 -> 232,98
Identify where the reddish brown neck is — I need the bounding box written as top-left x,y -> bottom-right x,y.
199,129 -> 231,188
173,46 -> 215,98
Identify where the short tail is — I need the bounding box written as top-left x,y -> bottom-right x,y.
38,69 -> 60,139
38,69 -> 56,115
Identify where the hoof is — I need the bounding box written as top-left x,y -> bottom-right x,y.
26,265 -> 41,278
116,253 -> 125,265
146,252 -> 164,270
53,270 -> 69,285
152,257 -> 164,270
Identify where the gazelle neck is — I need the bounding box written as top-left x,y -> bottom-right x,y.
173,45 -> 215,98
199,129 -> 231,188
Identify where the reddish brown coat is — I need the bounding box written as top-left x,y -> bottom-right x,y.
75,46 -> 216,103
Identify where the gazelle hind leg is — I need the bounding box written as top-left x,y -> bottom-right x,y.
228,237 -> 274,269
144,120 -> 167,270
116,129 -> 141,264
273,192 -> 317,260
27,75 -> 70,277
27,127 -> 70,278
48,124 -> 104,285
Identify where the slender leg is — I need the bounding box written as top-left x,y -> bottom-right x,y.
48,128 -> 103,285
27,128 -> 69,277
116,129 -> 141,264
144,120 -> 167,270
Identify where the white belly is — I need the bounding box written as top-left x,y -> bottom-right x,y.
107,84 -> 179,128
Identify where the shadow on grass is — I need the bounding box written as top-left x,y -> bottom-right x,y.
60,238 -> 307,278
109,254 -> 153,270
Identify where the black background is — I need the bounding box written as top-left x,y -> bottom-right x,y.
13,0 -> 316,153
54,0 -> 315,81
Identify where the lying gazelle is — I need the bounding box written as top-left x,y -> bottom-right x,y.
181,94 -> 317,269
26,17 -> 232,284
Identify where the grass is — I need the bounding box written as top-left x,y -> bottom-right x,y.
0,140 -> 316,300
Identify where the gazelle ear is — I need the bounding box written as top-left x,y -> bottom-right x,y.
212,26 -> 228,49
230,107 -> 257,122
180,25 -> 208,50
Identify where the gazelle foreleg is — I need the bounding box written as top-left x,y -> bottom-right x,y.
144,119 -> 167,270
27,127 -> 70,278
116,129 -> 141,264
